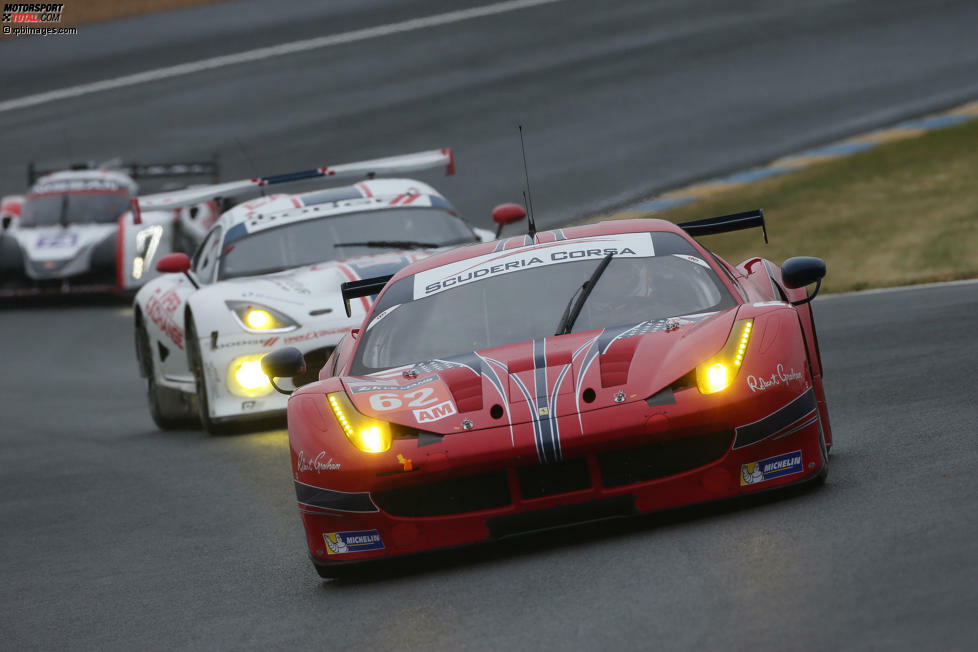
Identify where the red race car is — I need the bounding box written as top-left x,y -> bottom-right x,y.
264,208 -> 831,578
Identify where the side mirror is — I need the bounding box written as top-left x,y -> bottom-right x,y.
782,256 -> 826,305
491,203 -> 527,238
156,252 -> 191,274
261,347 -> 306,395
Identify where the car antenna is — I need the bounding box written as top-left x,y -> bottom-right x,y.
518,124 -> 536,238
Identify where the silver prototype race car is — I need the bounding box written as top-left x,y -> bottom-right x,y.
0,160 -> 220,295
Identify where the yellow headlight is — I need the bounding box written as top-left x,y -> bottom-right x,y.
245,309 -> 274,330
696,319 -> 753,394
327,392 -> 391,453
227,354 -> 273,397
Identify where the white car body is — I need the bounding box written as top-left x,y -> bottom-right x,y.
132,149 -> 498,431
0,167 -> 219,295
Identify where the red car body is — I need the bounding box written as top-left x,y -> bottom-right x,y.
283,217 -> 831,577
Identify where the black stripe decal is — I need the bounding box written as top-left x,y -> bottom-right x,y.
294,481 -> 378,513
733,388 -> 817,449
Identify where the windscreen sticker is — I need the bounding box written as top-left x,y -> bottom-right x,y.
672,253 -> 710,268
412,233 -> 655,299
365,303 -> 401,331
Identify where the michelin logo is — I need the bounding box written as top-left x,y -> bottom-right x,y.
323,529 -> 385,555
741,450 -> 803,486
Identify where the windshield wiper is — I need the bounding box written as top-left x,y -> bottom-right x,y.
334,240 -> 448,250
554,252 -> 614,336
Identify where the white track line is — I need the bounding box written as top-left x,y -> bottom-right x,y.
0,0 -> 565,114
816,277 -> 978,301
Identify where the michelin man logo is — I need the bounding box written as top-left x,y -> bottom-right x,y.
742,462 -> 764,485
323,533 -> 349,554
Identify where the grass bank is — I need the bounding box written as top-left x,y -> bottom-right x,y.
623,118 -> 978,294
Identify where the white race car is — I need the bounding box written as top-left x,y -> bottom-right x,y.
133,148 -> 525,433
0,161 -> 221,295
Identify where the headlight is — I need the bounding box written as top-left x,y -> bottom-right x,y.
226,301 -> 299,333
327,392 -> 391,453
227,354 -> 274,397
131,225 -> 164,280
696,319 -> 753,394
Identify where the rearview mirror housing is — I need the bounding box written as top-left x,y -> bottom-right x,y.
782,256 -> 826,305
156,253 -> 191,274
261,347 -> 307,395
491,203 -> 527,237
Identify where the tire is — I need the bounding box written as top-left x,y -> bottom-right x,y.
136,321 -> 195,430
186,316 -> 236,435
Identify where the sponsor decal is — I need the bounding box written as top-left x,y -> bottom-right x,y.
412,233 -> 655,299
413,399 -> 457,423
35,232 -> 78,248
396,454 -> 413,471
349,375 -> 457,420
145,287 -> 184,350
297,450 -> 341,473
741,450 -> 803,486
282,328 -> 347,345
323,529 -> 384,555
746,363 -> 804,392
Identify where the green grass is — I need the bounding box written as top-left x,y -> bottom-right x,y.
616,118 -> 978,294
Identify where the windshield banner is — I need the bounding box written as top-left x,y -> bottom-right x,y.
412,233 -> 655,299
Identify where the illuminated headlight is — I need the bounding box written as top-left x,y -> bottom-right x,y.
226,301 -> 299,333
327,392 -> 391,453
227,354 -> 274,397
131,225 -> 164,280
696,319 -> 754,394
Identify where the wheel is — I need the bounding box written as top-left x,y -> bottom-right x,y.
136,320 -> 195,429
186,316 -> 236,435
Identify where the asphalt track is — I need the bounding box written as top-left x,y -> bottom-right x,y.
2,0 -> 978,649
3,0 -> 978,227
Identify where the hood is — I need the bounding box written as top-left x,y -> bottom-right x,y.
214,252 -> 430,315
11,223 -> 117,280
340,308 -> 738,436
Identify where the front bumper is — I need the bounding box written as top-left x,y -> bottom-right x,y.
293,386 -> 828,569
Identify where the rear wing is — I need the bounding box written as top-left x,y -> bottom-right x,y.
135,148 -> 455,212
677,209 -> 768,243
27,159 -> 219,185
341,275 -> 394,318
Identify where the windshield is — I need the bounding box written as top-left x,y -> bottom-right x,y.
352,232 -> 737,374
218,208 -> 477,280
21,189 -> 131,226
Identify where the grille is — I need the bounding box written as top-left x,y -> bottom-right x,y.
488,495 -> 636,539
597,431 -> 734,488
517,458 -> 591,499
373,471 -> 511,517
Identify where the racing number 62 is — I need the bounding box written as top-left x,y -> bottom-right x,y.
368,388 -> 438,412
